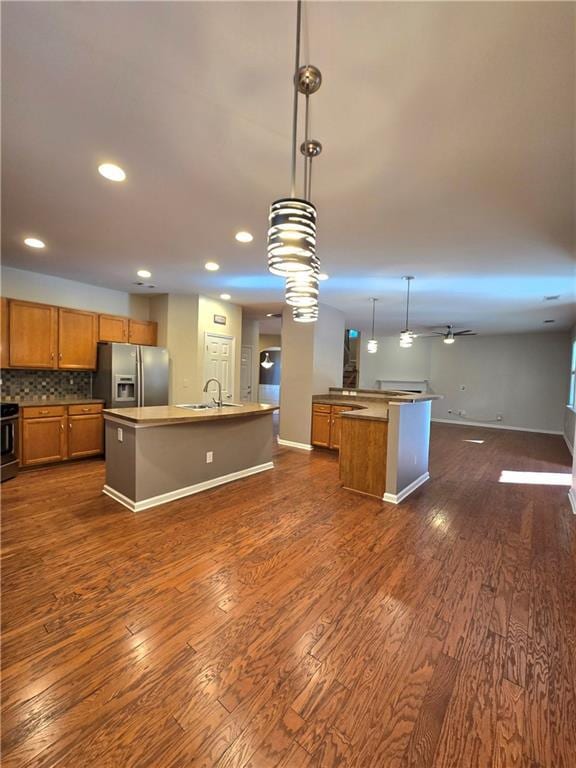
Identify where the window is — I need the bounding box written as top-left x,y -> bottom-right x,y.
570,339 -> 576,407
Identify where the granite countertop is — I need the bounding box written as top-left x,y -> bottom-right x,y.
15,398 -> 104,407
313,390 -> 441,422
103,403 -> 278,425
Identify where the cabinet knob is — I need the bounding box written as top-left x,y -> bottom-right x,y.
40,410 -> 48,414
58,352 -> 62,359
60,423 -> 64,431
69,423 -> 72,430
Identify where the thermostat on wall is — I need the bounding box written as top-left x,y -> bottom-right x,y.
213,314 -> 226,325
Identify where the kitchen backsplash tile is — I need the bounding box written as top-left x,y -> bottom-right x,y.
0,370 -> 92,401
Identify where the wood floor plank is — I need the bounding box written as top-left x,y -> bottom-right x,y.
1,424 -> 573,767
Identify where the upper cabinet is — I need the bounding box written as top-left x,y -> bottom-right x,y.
99,314 -> 129,343
2,298 -> 158,370
1,297 -> 10,368
129,320 -> 157,347
58,308 -> 98,370
9,300 -> 58,368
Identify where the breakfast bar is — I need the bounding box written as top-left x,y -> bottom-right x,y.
102,403 -> 277,511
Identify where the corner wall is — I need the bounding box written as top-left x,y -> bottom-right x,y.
279,303 -> 345,447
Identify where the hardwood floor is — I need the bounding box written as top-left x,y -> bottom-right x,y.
1,423 -> 574,767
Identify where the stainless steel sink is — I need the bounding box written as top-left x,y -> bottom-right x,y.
221,402 -> 243,407
175,403 -> 214,410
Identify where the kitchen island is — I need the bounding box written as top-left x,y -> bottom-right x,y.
102,403 -> 277,511
312,388 -> 441,503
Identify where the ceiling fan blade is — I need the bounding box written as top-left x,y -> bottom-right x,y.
454,330 -> 476,336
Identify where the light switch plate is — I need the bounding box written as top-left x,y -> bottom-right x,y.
117,427 -> 123,442
206,451 -> 213,464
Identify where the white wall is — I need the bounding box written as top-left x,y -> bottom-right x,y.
312,304 -> 346,394
360,332 -> 571,433
1,266 -> 149,317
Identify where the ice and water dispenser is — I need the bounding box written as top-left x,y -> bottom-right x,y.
115,375 -> 136,402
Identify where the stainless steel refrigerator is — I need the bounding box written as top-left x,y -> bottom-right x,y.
93,342 -> 169,408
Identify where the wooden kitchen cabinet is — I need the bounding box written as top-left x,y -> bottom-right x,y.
58,308 -> 98,369
68,413 -> 104,458
20,403 -> 103,467
329,405 -> 354,450
311,404 -> 332,448
1,297 -> 9,368
128,320 -> 157,346
21,413 -> 67,466
99,314 -> 129,343
9,300 -> 58,368
311,403 -> 355,450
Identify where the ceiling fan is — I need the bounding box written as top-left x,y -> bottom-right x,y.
424,325 -> 477,344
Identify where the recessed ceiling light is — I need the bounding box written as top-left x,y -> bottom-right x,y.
205,261 -> 220,271
235,231 -> 253,243
98,163 -> 126,182
318,273 -> 329,281
137,269 -> 151,279
24,237 -> 46,249
220,293 -> 231,301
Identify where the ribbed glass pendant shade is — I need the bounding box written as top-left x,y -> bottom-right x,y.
267,198 -> 318,276
399,331 -> 413,348
293,305 -> 319,323
367,338 -> 378,354
285,271 -> 319,308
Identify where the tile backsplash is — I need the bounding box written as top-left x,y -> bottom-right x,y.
0,369 -> 92,401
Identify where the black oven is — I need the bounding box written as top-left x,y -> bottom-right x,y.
1,403 -> 19,482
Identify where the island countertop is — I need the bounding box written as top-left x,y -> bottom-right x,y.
103,402 -> 278,425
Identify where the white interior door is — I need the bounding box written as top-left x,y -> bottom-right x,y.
240,345 -> 253,402
204,333 -> 235,403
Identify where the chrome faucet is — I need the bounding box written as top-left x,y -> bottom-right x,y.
203,378 -> 223,407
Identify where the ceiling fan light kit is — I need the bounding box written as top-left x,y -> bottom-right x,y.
266,1 -> 323,323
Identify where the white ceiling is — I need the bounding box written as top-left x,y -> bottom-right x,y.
2,1 -> 575,335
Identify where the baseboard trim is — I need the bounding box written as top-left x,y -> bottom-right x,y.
383,471 -> 430,504
277,438 -> 314,451
569,487 -> 576,516
564,433 -> 574,456
432,418 -> 562,436
103,461 -> 274,512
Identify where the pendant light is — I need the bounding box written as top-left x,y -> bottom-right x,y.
267,1 -> 323,322
399,276 -> 415,348
443,327 -> 455,344
367,298 -> 378,353
293,305 -> 319,323
261,352 -> 274,369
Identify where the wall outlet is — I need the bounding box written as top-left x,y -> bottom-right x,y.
459,384 -> 466,391
206,451 -> 213,464
117,427 -> 123,442
458,409 -> 467,417
496,413 -> 503,421
447,409 -> 453,414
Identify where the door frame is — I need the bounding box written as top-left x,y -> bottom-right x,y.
240,344 -> 254,402
203,332 -> 236,401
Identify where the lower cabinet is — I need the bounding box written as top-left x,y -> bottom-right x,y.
20,403 -> 103,467
311,403 -> 354,450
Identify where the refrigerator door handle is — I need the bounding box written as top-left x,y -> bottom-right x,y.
136,346 -> 142,407
139,346 -> 145,407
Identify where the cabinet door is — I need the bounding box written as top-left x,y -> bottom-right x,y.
329,406 -> 354,450
311,407 -> 332,447
58,308 -> 98,369
99,314 -> 128,343
1,297 -> 9,368
68,414 -> 103,458
9,300 -> 58,368
21,416 -> 67,466
128,320 -> 157,346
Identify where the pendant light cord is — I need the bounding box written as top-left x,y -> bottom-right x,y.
303,92 -> 310,199
405,278 -> 411,330
371,298 -> 376,339
290,0 -> 302,198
